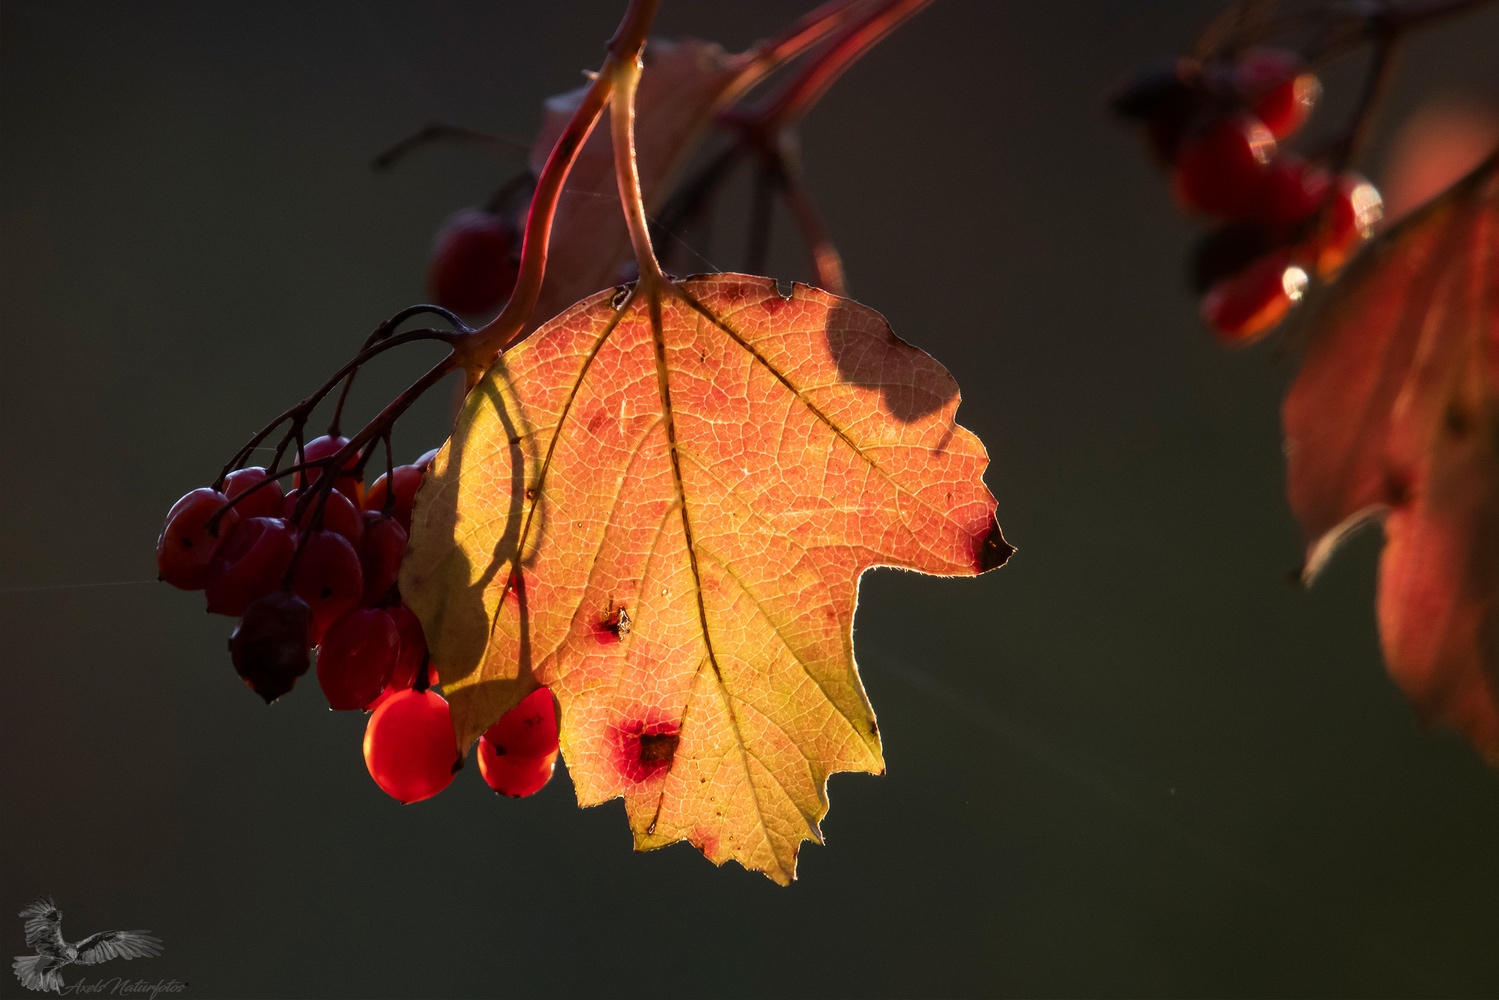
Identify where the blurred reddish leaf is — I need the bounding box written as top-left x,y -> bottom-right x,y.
1283,149 -> 1499,759
1382,100 -> 1499,222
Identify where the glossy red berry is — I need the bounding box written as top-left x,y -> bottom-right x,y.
295,434 -> 363,501
372,605 -> 428,708
1254,155 -> 1330,226
1234,47 -> 1321,140
1172,112 -> 1276,218
1315,173 -> 1383,276
427,208 -> 519,317
476,688 -> 559,797
282,487 -> 364,549
204,516 -> 296,616
223,467 -> 285,519
317,607 -> 399,710
413,447 -> 440,472
363,688 -> 460,804
229,590 -> 312,704
478,744 -> 557,798
482,687 -> 559,758
364,464 -> 424,532
291,530 -> 363,644
360,514 -> 408,605
1200,250 -> 1308,344
158,488 -> 240,590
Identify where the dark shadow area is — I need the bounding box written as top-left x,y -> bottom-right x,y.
824,295 -> 959,423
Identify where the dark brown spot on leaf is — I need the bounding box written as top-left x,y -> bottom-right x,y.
639,731 -> 679,765
1385,466 -> 1414,507
1444,402 -> 1472,440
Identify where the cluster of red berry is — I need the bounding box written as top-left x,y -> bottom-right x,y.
156,438 -> 559,804
1116,46 -> 1384,344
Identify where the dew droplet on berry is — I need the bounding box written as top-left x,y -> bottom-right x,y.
1200,250 -> 1307,345
1314,173 -> 1383,275
1171,113 -> 1276,218
1234,47 -> 1321,140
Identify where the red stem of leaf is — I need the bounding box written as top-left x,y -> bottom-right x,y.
464,0 -> 661,375
739,0 -> 932,131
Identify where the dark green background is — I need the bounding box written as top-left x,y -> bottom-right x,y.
3,2 -> 1498,996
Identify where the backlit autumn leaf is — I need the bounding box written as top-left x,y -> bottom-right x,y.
1283,149 -> 1499,760
401,274 -> 1008,882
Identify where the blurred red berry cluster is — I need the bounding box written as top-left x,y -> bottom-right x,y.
1116,46 -> 1383,344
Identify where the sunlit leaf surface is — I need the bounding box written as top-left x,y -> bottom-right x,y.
403,274 -> 1007,881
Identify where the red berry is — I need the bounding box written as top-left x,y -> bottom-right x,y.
317,607 -> 398,710
282,487 -> 364,549
364,464 -> 424,532
295,434 -> 363,502
476,688 -> 560,797
1172,113 -> 1276,217
413,448 -> 440,472
223,467 -> 285,519
480,687 -> 559,759
427,209 -> 519,317
229,590 -> 312,704
1254,155 -> 1331,226
372,605 -> 428,708
1234,47 -> 1320,140
158,488 -> 240,590
1200,250 -> 1308,344
360,513 -> 408,605
1314,173 -> 1383,276
363,688 -> 460,804
478,744 -> 557,798
292,530 -> 363,645
205,516 -> 296,616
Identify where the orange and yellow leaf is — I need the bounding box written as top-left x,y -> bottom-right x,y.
402,274 -> 1007,882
